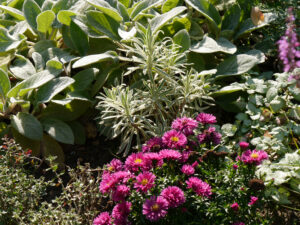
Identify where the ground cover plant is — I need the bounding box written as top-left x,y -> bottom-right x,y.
0,0 -> 299,224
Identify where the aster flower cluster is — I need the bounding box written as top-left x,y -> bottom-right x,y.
93,113 -> 267,224
277,7 -> 300,75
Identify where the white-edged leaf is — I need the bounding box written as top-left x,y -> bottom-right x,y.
10,54 -> 36,79
0,5 -> 25,20
72,51 -> 117,68
36,10 -> 55,33
86,0 -> 123,22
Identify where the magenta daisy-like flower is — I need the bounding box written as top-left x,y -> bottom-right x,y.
181,164 -> 195,176
197,126 -> 221,145
134,172 -> 156,193
186,177 -> 212,197
160,186 -> 186,208
248,196 -> 258,206
105,159 -> 123,173
162,130 -> 187,149
180,150 -> 191,163
142,196 -> 169,221
241,150 -> 268,165
125,152 -> 151,172
239,141 -> 249,150
99,171 -> 132,194
230,202 -> 239,211
142,137 -> 163,153
112,185 -> 130,202
144,152 -> 164,167
171,117 -> 198,136
196,113 -> 217,124
112,201 -> 132,225
93,212 -> 111,225
159,149 -> 182,161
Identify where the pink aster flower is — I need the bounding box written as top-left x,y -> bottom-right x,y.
142,196 -> 169,221
112,185 -> 130,202
159,149 -> 182,161
233,222 -> 245,225
233,164 -> 238,170
144,152 -> 163,167
231,202 -> 239,211
239,141 -> 249,150
192,161 -> 199,168
112,201 -> 132,225
142,137 -> 163,153
125,153 -> 151,172
196,113 -> 217,124
162,130 -> 187,149
197,126 -> 222,145
160,186 -> 186,208
171,117 -> 198,136
93,212 -> 111,225
241,150 -> 268,165
105,159 -> 123,173
186,177 -> 212,197
134,172 -> 156,193
99,171 -> 132,194
248,196 -> 258,206
181,164 -> 195,176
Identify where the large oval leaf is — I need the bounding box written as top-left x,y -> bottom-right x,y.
174,29 -> 190,52
191,35 -> 236,54
42,118 -> 74,144
0,5 -> 25,20
10,54 -> 36,80
36,10 -> 55,33
0,28 -> 23,52
57,10 -> 76,26
11,112 -> 43,141
0,69 -> 11,98
150,6 -> 186,34
86,0 -> 123,22
23,0 -> 41,30
36,77 -> 75,104
70,21 -> 89,56
72,51 -> 117,68
130,0 -> 164,21
70,68 -> 98,91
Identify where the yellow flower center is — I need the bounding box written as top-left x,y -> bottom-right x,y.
108,166 -> 114,171
171,136 -> 179,142
151,203 -> 160,211
141,179 -> 148,186
134,158 -> 142,164
251,153 -> 259,159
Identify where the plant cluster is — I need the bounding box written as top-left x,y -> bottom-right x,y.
93,113 -> 272,225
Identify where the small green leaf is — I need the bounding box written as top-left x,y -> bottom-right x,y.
23,0 -> 41,30
162,0 -> 179,13
270,97 -> 285,113
46,59 -> 63,75
42,118 -> 74,144
221,123 -> 237,137
221,4 -> 240,31
0,69 -> 11,98
10,54 -> 36,80
191,35 -> 236,54
0,28 -> 23,52
57,10 -> 76,26
0,5 -> 25,20
70,21 -> 89,56
130,0 -> 163,21
86,0 -> 123,22
11,112 -> 43,141
173,29 -> 190,52
36,77 -> 75,104
72,51 -> 117,68
70,68 -> 98,91
36,10 -> 55,33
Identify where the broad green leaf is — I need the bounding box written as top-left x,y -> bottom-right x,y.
234,13 -> 276,40
211,85 -> 245,97
36,77 -> 75,104
173,29 -> 190,52
130,0 -> 163,21
0,5 -> 25,20
68,121 -> 86,145
70,68 -> 98,91
32,52 -> 44,71
0,51 -> 15,67
7,70 -> 55,98
11,128 -> 41,156
70,21 -> 89,56
11,112 -> 43,141
117,2 -> 130,22
215,51 -> 263,77
191,35 -> 236,54
42,0 -> 54,11
46,59 -> 63,75
87,10 -> 120,40
270,97 -> 285,113
0,28 -> 23,52
86,0 -> 123,22
150,6 -> 186,34
72,51 -> 117,68
221,4 -> 240,31
32,40 -> 56,54
10,54 -> 36,80
36,10 -> 55,33
119,0 -> 131,8
23,0 -> 41,30
185,0 -> 221,34
38,47 -> 76,64
41,100 -> 91,121
42,134 -> 65,167
266,87 -> 278,102
0,69 -> 11,98
42,118 -> 74,144
162,0 -> 179,13
57,10 -> 76,26
221,123 -> 237,137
